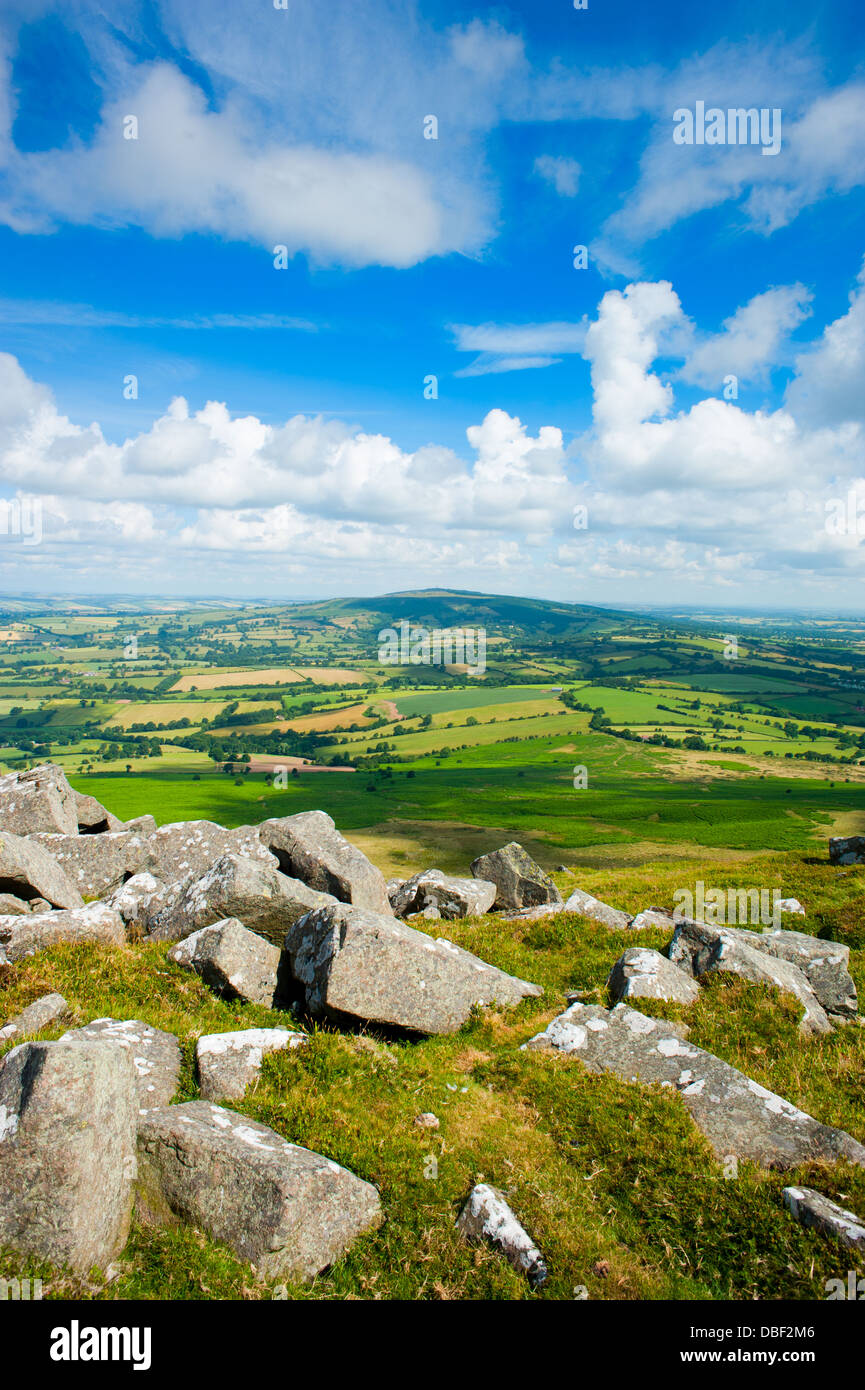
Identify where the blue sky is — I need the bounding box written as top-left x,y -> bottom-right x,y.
0,0 -> 864,606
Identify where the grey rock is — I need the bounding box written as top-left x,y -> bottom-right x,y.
0,829 -> 83,909
260,810 -> 391,913
391,869 -> 497,920
74,791 -> 123,834
122,814 -> 157,836
563,887 -> 633,931
0,993 -> 70,1043
167,917 -> 283,1007
457,1183 -> 547,1289
776,898 -> 805,917
30,831 -> 150,899
147,853 -> 337,945
0,762 -> 79,836
630,907 -> 676,932
0,1039 -> 138,1274
0,892 -> 29,915
142,819 -> 278,884
669,920 -> 834,1035
470,843 -> 562,911
29,898 -> 51,913
0,902 -> 125,963
759,928 -> 857,1021
829,835 -> 865,865
104,872 -> 165,934
196,1028 -> 307,1101
525,1001 -> 865,1170
607,947 -> 700,1005
783,1186 -> 865,1252
135,1101 -> 382,1280
284,901 -> 541,1035
414,1112 -> 440,1129
61,1018 -> 181,1111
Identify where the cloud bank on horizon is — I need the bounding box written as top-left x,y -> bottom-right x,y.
0,0 -> 863,606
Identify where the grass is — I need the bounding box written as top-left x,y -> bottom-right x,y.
1,850 -> 863,1302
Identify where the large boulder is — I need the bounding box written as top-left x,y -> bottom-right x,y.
146,853 -> 337,945
104,872 -> 165,935
563,887 -> 633,931
607,947 -> 700,1005
167,917 -> 283,1008
141,820 -> 278,884
758,927 -> 857,1021
0,1039 -> 138,1273
123,814 -> 157,836
668,920 -> 834,1035
829,835 -> 865,865
0,993 -> 70,1043
259,811 -> 390,914
61,1018 -> 181,1111
73,791 -> 123,834
135,1101 -> 382,1280
284,902 -> 541,1034
390,869 -> 497,921
196,1028 -> 307,1101
525,1002 -> 865,1170
0,893 -> 30,915
470,843 -> 562,911
0,830 -> 83,909
0,763 -> 78,836
29,831 -> 150,900
0,902 -> 125,963
457,1183 -> 547,1289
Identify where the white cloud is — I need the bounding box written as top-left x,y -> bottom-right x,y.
534,155 -> 581,197
450,320 -> 587,376
784,259 -> 865,426
679,284 -> 812,389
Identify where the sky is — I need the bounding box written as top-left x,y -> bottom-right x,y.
0,0 -> 864,608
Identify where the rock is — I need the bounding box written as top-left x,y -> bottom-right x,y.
104,872 -> 165,935
391,869 -> 497,920
776,898 -> 805,917
829,835 -> 865,865
0,1039 -> 138,1274
29,898 -> 51,913
0,902 -> 126,963
135,1101 -> 382,1280
525,1001 -> 865,1170
630,907 -> 676,932
0,892 -> 29,915
167,917 -> 283,1007
470,843 -> 562,911
0,829 -> 83,909
0,993 -> 70,1043
122,814 -> 157,836
284,902 -> 541,1035
758,928 -> 857,1021
414,1112 -> 440,1129
259,810 -> 390,913
607,948 -> 700,1005
503,902 -> 564,922
196,1028 -> 306,1100
30,831 -> 150,899
147,853 -> 337,945
61,1018 -> 181,1111
456,1183 -> 548,1289
142,820 -> 278,884
783,1186 -> 865,1252
668,920 -> 834,1035
385,879 -> 405,908
563,887 -> 633,931
74,791 -> 123,834
0,763 -> 78,836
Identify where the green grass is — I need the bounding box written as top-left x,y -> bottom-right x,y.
1,850 -> 863,1301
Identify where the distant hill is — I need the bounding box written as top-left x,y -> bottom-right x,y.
289,589 -> 640,638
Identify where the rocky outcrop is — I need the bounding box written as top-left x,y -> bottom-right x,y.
0,902 -> 126,963
141,820 -> 278,885
259,810 -> 391,914
0,763 -> 79,836
74,791 -> 124,834
470,843 -> 562,911
457,1183 -> 547,1288
0,993 -> 70,1043
758,927 -> 857,1021
167,917 -> 284,1007
146,853 -> 337,945
390,869 -> 496,920
61,1018 -> 181,1111
135,1101 -> 382,1280
196,1028 -> 307,1100
104,872 -> 165,935
0,829 -> 83,909
525,1002 -> 865,1170
0,1039 -> 138,1274
284,902 -> 541,1034
30,830 -> 150,899
607,947 -> 699,1005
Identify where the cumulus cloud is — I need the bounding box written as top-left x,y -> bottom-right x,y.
784,258 -> 865,427
534,155 -> 581,197
679,284 -> 813,389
